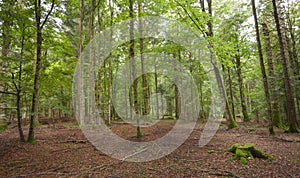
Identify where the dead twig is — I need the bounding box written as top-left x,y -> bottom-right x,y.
121,148 -> 148,161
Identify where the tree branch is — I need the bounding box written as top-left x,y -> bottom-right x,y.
11,72 -> 19,91
0,90 -> 16,95
41,0 -> 55,29
175,0 -> 207,38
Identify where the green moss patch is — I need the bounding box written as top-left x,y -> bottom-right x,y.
226,143 -> 274,164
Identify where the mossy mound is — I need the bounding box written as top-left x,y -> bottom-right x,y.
227,143 -> 274,164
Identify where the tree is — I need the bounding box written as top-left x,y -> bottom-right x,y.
129,0 -> 141,137
206,0 -> 237,129
28,0 -> 55,144
272,0 -> 298,133
261,22 -> 282,128
138,0 -> 150,116
251,0 -> 274,134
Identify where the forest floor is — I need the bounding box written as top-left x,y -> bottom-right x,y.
0,118 -> 299,178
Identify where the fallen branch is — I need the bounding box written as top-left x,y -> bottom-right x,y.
273,136 -> 300,142
121,148 -> 148,161
56,140 -> 88,144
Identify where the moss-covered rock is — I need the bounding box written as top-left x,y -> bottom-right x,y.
226,143 -> 274,164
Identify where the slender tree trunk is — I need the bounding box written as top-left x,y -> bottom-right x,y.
272,0 -> 298,132
252,0 -> 274,134
28,0 -> 54,141
97,0 -> 105,119
88,0 -> 96,122
262,22 -> 282,128
227,68 -> 236,120
155,63 -> 159,119
28,0 -> 43,143
76,0 -> 84,125
174,52 -> 181,119
138,0 -> 150,116
206,0 -> 237,129
16,22 -> 26,142
129,0 -> 141,137
235,48 -> 249,121
107,0 -> 113,123
287,13 -> 300,121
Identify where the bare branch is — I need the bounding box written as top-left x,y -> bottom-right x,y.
11,73 -> 19,91
41,0 -> 55,29
0,90 -> 16,95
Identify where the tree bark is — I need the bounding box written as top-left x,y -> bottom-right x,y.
261,22 -> 282,128
272,0 -> 298,133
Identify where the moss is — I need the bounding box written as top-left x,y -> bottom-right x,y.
239,157 -> 248,164
228,121 -> 238,129
208,150 -> 215,154
27,137 -> 35,145
35,120 -> 41,127
226,143 -> 274,164
227,144 -> 239,153
136,127 -> 142,138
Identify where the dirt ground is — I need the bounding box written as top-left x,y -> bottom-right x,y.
0,119 -> 299,178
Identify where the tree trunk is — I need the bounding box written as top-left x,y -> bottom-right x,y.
28,0 -> 43,143
227,67 -> 236,120
16,22 -> 26,142
129,0 -> 141,137
138,0 -> 150,116
287,12 -> 300,121
272,0 -> 298,133
76,0 -> 84,126
261,22 -> 283,128
235,48 -> 249,122
155,63 -> 159,119
206,0 -> 237,129
108,0 -> 113,123
252,0 -> 274,134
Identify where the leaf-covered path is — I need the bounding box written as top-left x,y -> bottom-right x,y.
0,120 -> 299,177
